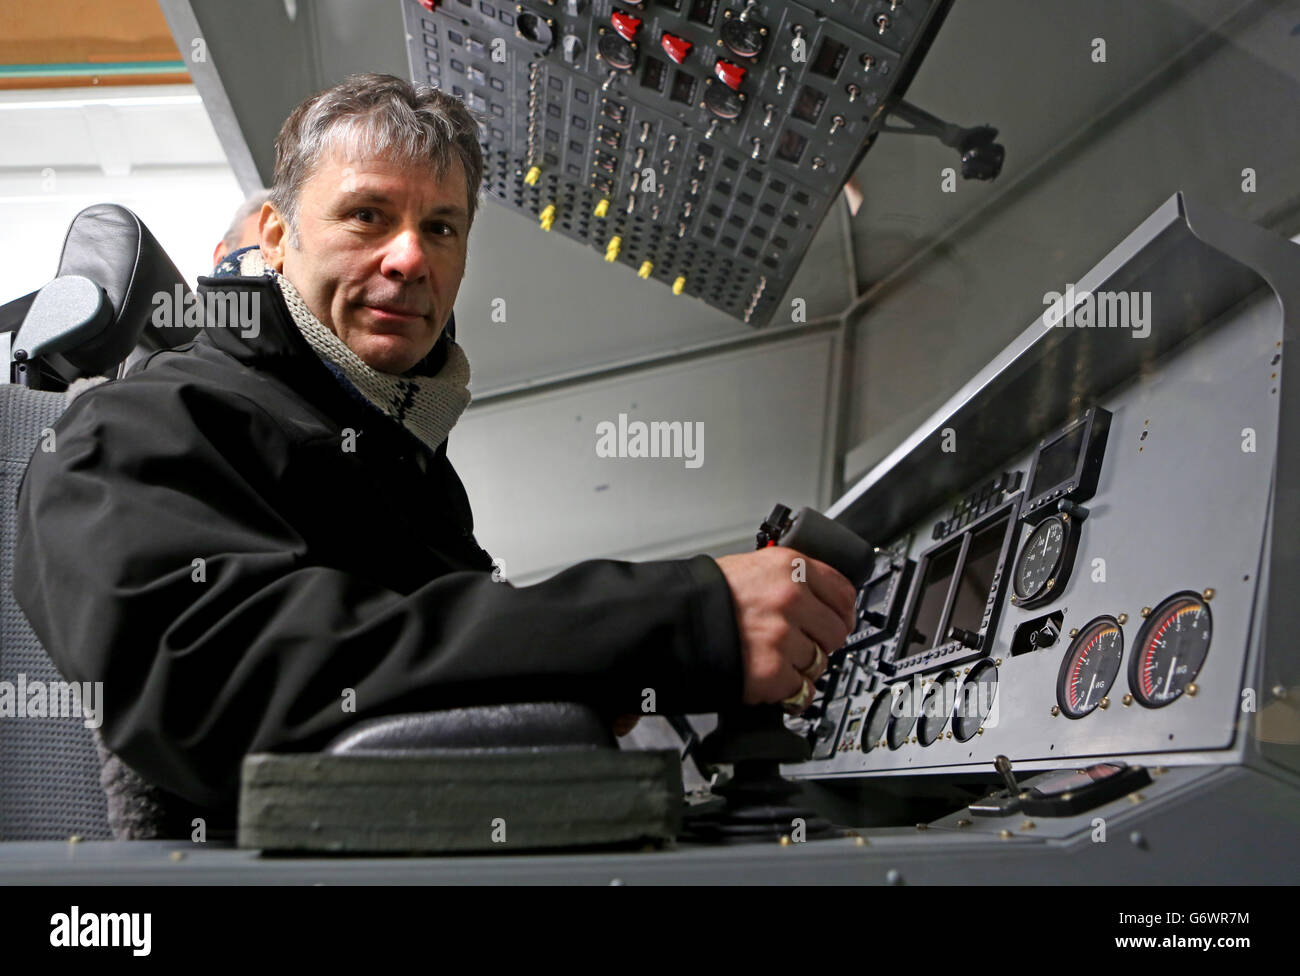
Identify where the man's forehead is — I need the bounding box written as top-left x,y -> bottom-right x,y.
309,151 -> 466,206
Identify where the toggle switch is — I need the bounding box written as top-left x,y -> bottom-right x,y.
714,59 -> 746,91
661,32 -> 692,64
611,10 -> 642,42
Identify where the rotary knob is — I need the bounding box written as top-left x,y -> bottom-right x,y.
703,80 -> 743,119
597,31 -> 637,71
661,32 -> 692,64
720,16 -> 765,58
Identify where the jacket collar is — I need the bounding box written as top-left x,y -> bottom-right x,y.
192,272 -> 458,460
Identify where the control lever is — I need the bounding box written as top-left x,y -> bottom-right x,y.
995,754 -> 1020,796
685,504 -> 874,842
968,754 -> 1025,817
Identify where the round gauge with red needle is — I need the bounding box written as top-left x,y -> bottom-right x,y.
1129,593 -> 1213,707
1057,616 -> 1124,718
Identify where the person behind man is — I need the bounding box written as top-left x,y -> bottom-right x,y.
14,74 -> 855,839
211,189 -> 270,268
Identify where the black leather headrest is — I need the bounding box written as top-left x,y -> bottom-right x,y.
44,204 -> 200,377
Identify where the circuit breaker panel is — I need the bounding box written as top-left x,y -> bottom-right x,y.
402,0 -> 952,325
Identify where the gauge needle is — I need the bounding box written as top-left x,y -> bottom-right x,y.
1083,673 -> 1098,708
1162,656 -> 1178,697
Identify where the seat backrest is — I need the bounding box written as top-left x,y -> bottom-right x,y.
0,384 -> 110,840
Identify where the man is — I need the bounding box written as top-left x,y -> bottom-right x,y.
211,189 -> 270,268
14,74 -> 855,839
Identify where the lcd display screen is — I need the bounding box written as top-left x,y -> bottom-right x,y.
687,0 -> 716,26
669,70 -> 697,105
898,541 -> 960,660
1030,422 -> 1086,499
810,38 -> 848,79
947,511 -> 1012,635
640,57 -> 667,92
791,85 -> 827,124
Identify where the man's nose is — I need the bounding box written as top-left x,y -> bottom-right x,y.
380,228 -> 431,281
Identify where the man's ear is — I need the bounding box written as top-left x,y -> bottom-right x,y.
259,201 -> 288,272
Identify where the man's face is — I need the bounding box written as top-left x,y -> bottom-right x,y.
261,150 -> 469,375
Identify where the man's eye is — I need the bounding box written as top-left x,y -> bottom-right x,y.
353,208 -> 380,223
428,221 -> 454,236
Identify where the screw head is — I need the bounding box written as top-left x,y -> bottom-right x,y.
1123,693 -> 1133,706
1050,705 -> 1060,717
1187,683 -> 1198,697
1117,612 -> 1128,624
1100,696 -> 1110,709
1141,606 -> 1152,617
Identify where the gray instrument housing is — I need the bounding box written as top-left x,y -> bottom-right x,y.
796,193 -> 1299,794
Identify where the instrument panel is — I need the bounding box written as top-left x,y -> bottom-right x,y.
793,269 -> 1281,779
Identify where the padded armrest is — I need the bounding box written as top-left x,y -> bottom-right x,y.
325,702 -> 617,755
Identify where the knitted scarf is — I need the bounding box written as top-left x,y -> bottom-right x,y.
219,247 -> 471,455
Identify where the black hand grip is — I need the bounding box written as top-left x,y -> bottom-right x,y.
772,507 -> 875,587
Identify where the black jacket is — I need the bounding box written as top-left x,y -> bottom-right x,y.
13,273 -> 743,824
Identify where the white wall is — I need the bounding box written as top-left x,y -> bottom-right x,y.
0,84 -> 245,304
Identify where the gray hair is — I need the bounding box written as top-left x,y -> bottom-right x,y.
270,73 -> 484,246
221,189 -> 271,251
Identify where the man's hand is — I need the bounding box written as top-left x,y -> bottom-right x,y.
612,714 -> 640,737
713,546 -> 857,710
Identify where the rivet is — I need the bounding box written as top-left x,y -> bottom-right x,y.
1117,612 -> 1128,624
1203,588 -> 1215,601
1050,705 -> 1060,717
1141,606 -> 1152,617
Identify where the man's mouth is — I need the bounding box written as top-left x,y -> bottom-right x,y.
363,304 -> 427,325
